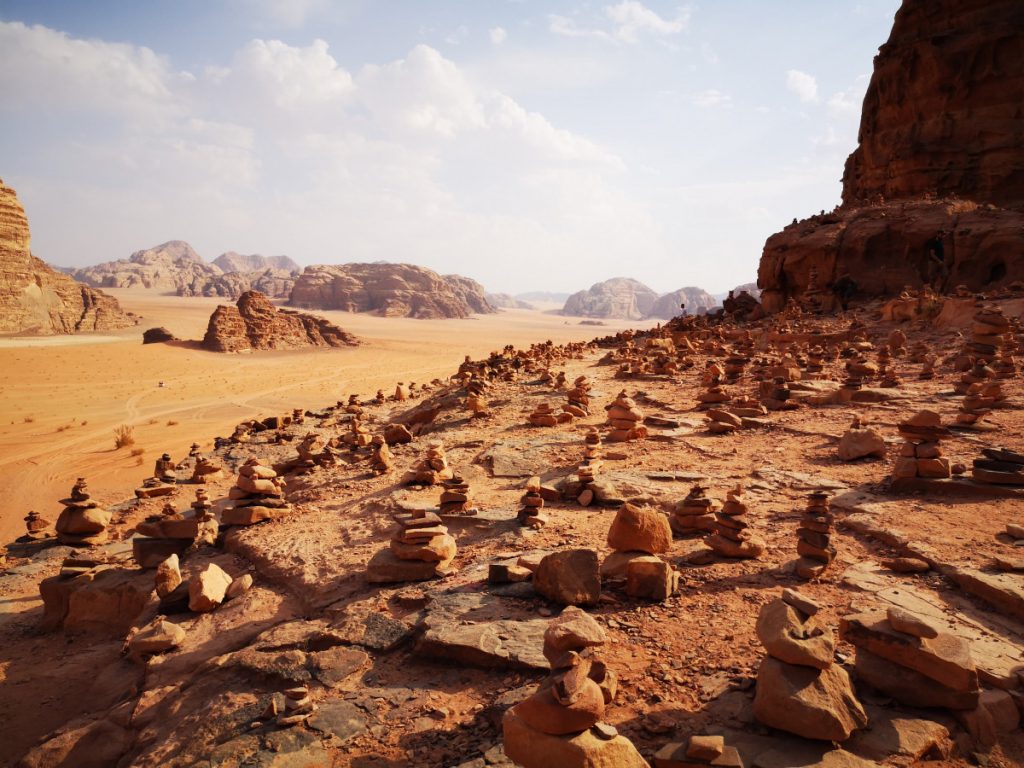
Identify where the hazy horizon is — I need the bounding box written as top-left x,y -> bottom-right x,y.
0,0 -> 900,295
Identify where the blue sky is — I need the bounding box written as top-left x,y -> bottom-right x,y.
0,0 -> 901,294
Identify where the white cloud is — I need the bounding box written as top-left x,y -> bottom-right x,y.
229,38 -> 354,108
692,89 -> 731,108
489,26 -> 507,44
605,1 -> 690,43
548,14 -> 612,41
785,68 -> 818,103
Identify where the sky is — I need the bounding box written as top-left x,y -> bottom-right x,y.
0,0 -> 901,295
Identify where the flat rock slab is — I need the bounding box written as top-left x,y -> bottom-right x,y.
891,477 -> 1024,498
753,467 -> 848,492
946,566 -> 1024,621
416,617 -> 549,671
714,727 -> 876,768
844,705 -> 951,761
482,438 -> 578,478
842,562 -> 1024,689
307,700 -> 367,743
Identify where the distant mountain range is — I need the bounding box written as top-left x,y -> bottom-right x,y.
559,277 -> 756,320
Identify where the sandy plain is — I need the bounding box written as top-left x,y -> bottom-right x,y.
0,291 -> 655,543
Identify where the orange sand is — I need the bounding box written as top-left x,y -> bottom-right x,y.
0,291 -> 654,541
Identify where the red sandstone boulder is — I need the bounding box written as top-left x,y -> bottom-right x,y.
201,291 -> 357,352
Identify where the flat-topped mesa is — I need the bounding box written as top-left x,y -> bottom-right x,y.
55,478 -> 111,547
893,409 -> 953,482
221,458 -> 291,526
503,607 -> 647,768
518,475 -> 547,528
604,391 -> 646,442
403,441 -> 454,485
754,591 -> 867,742
439,475 -> 475,516
201,291 -> 357,353
795,491 -> 837,580
671,485 -> 718,536
705,485 -> 765,559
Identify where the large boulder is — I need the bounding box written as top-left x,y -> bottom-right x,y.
606,503 -> 672,554
503,707 -> 648,768
756,598 -> 835,669
534,549 -> 601,607
753,657 -> 868,741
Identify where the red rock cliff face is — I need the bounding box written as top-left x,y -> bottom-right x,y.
758,0 -> 1024,313
202,290 -> 357,353
0,178 -> 134,335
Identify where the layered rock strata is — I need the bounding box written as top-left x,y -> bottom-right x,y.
202,291 -> 357,352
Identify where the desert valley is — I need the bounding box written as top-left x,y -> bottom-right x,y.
2,1 -> 1024,768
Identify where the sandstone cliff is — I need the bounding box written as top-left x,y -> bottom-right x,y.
758,0 -> 1024,312
74,241 -> 222,294
179,268 -> 297,300
212,252 -> 300,273
647,286 -> 719,319
288,263 -> 495,319
486,292 -> 533,310
202,291 -> 357,353
562,278 -> 659,320
0,178 -> 134,335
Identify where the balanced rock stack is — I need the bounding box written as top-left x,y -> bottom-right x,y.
604,503 -> 677,600
971,446 -> 1024,485
670,485 -> 717,535
696,380 -> 731,409
753,591 -> 867,741
964,307 -> 1011,366
955,360 -> 996,395
404,441 -> 454,485
23,510 -> 51,539
723,354 -> 748,383
956,381 -> 1003,429
439,474 -> 475,516
919,356 -> 936,380
529,402 -> 561,427
191,454 -> 225,483
369,435 -> 392,475
840,608 -> 980,711
153,453 -> 176,483
654,735 -> 743,768
221,459 -> 290,526
55,479 -> 111,546
134,499 -> 202,568
343,418 -> 372,447
277,685 -> 317,727
563,375 -> 592,417
503,607 -> 647,768
466,385 -> 489,418
892,410 -> 952,482
577,428 -> 604,489
795,491 -> 836,580
705,485 -> 764,559
705,408 -> 743,434
759,377 -> 795,411
367,508 -> 457,583
605,390 -> 646,442
518,476 -> 547,528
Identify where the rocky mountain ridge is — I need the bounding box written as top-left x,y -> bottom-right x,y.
212,252 -> 300,274
561,278 -> 723,320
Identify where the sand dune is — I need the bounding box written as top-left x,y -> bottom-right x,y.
0,290 -> 655,541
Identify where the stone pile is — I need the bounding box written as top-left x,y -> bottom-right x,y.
221,459 -> 290,526
705,485 -> 764,559
23,510 -> 51,539
439,475 -> 475,516
970,446 -> 1024,485
654,735 -> 743,768
605,391 -> 646,442
134,499 -> 200,568
795,491 -> 836,580
153,453 -> 176,483
956,381 -> 1003,429
840,608 -> 980,711
191,454 -> 225,483
503,607 -> 647,768
277,685 -> 317,726
893,410 -> 952,482
369,435 -> 392,475
403,441 -> 454,485
604,503 -> 677,600
343,418 -> 372,448
959,307 -> 1011,368
577,428 -> 603,488
563,375 -> 592,417
466,382 -> 489,418
919,356 -> 936,380
759,377 -> 796,411
670,485 -> 717,535
955,360 -> 996,395
366,508 -> 457,583
723,354 -> 748,383
55,479 -> 111,546
518,476 -> 548,528
705,408 -> 743,434
529,402 -> 561,427
753,591 -> 867,741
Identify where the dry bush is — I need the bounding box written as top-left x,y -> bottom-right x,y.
23,415 -> 35,423
130,447 -> 145,457
166,420 -> 179,426
147,418 -> 158,425
114,424 -> 135,449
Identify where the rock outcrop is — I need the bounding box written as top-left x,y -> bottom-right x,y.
486,292 -> 533,310
288,263 -> 495,319
181,268 -> 297,300
201,291 -> 357,353
211,252 -> 300,274
73,241 -> 221,294
0,178 -> 135,335
647,286 -> 719,319
758,0 -> 1024,312
562,278 -> 659,320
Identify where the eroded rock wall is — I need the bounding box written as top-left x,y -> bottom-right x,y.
202,290 -> 357,352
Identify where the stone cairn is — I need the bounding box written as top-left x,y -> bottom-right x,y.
706,485 -> 764,559
23,510 -> 52,539
605,390 -> 646,442
529,402 -> 561,427
670,485 -> 717,536
892,410 -> 952,482
466,380 -> 489,418
55,478 -> 111,546
404,441 -> 454,485
343,417 -> 372,448
956,381 -> 1004,429
604,503 -> 677,601
705,408 -> 743,434
753,590 -> 867,742
294,433 -> 324,472
369,435 -> 392,475
221,459 -> 290,526
154,453 -> 176,483
563,375 -> 592,418
840,608 -> 980,712
955,359 -> 996,395
366,508 -> 457,583
191,453 -> 225,483
439,474 -> 475,516
970,446 -> 1024,485
518,475 -> 547,528
919,356 -> 936,380
134,496 -> 203,568
957,306 -> 1011,369
795,491 -> 836,580
578,428 -> 603,486
503,607 -> 647,768
654,735 -> 742,768
277,685 -> 317,727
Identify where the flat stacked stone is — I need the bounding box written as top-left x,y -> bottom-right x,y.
955,360 -> 996,395
294,434 -> 324,471
604,503 -> 677,600
706,485 -> 764,559
55,478 -> 111,547
439,474 -> 475,516
892,410 -> 952,481
671,485 -> 717,535
529,402 -> 561,427
759,376 -> 796,411
343,417 -> 372,447
466,379 -> 489,418
753,591 -> 867,742
577,428 -> 603,487
23,510 -> 52,539
369,435 -> 392,475
403,441 -> 454,485
840,608 -> 980,711
971,446 -> 1024,485
563,375 -> 592,418
191,453 -> 225,483
503,607 -> 646,768
519,475 -> 548,528
653,735 -> 743,768
153,452 -> 176,483
366,509 -> 457,583
705,408 -> 743,434
221,458 -> 290,526
795,491 -> 836,580
723,355 -> 748,383
956,381 -> 1003,429
958,307 -> 1011,368
605,391 -> 646,442
133,497 -> 201,568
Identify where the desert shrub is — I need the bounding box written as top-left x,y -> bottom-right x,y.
130,447 -> 145,457
166,420 -> 179,426
114,424 -> 135,449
